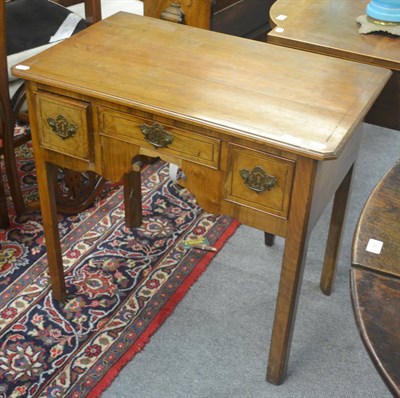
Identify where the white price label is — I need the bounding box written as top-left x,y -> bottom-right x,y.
366,239 -> 383,255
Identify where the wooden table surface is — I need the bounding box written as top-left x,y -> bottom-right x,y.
351,161 -> 400,397
14,14 -> 390,159
267,0 -> 400,130
13,13 -> 391,385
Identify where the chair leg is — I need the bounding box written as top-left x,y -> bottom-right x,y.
0,171 -> 10,228
3,135 -> 25,216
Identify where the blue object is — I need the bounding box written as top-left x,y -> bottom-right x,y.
366,0 -> 400,23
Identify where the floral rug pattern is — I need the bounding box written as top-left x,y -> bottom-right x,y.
0,138 -> 239,397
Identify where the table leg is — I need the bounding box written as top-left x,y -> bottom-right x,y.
266,159 -> 315,385
320,165 -> 354,296
124,158 -> 143,229
37,161 -> 66,301
124,155 -> 161,228
264,232 -> 276,247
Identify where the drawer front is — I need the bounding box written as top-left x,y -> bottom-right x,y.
225,144 -> 295,218
99,108 -> 220,168
35,92 -> 92,160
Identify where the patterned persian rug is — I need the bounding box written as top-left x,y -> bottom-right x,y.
0,131 -> 240,397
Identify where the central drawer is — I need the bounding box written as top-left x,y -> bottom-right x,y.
99,108 -> 221,168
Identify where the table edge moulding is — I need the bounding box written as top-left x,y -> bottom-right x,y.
12,13 -> 391,385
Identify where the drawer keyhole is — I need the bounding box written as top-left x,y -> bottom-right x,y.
240,166 -> 277,193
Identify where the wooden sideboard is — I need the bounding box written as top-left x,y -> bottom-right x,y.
144,0 -> 275,40
13,13 -> 390,385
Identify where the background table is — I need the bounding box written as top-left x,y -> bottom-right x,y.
351,161 -> 400,397
267,0 -> 400,131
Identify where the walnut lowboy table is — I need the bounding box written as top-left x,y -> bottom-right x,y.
13,13 -> 390,385
268,0 -> 400,131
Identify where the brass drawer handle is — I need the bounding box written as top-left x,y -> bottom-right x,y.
240,166 -> 277,193
47,114 -> 77,140
140,123 -> 174,148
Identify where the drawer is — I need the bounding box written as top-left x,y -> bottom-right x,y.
35,92 -> 92,160
225,144 -> 295,218
99,108 -> 220,168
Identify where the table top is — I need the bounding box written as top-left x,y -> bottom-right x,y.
268,0 -> 400,71
351,161 -> 400,396
13,13 -> 390,160
352,161 -> 400,278
351,268 -> 400,396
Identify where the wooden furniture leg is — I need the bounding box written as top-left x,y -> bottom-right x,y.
264,232 -> 276,247
124,158 -> 143,229
0,39 -> 26,217
320,165 -> 354,295
36,161 -> 66,301
0,170 -> 10,228
266,159 -> 315,385
2,118 -> 26,216
83,0 -> 102,23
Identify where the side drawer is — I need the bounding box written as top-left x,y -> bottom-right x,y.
35,92 -> 92,160
99,108 -> 220,168
225,144 -> 295,218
